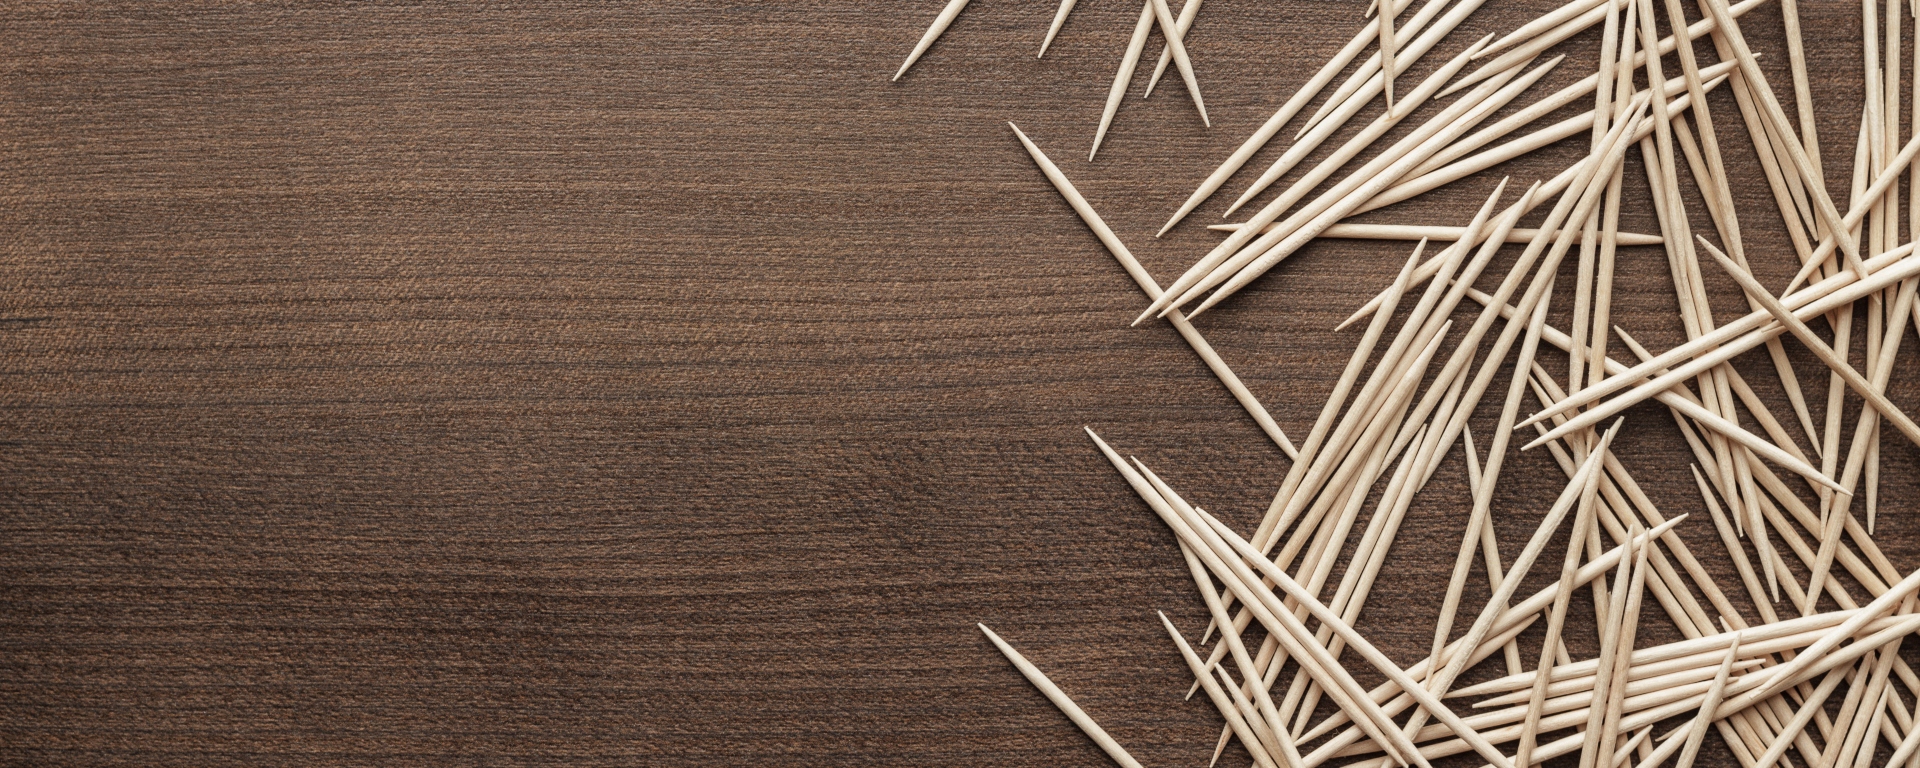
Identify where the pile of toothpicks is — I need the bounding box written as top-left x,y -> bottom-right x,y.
893,1 -> 1920,768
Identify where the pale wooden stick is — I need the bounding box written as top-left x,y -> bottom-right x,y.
1430,420 -> 1496,672
1459,282 -> 1853,494
1674,640 -> 1743,768
1213,665 -> 1285,765
1697,0 -> 1865,274
1597,533 -> 1658,760
1037,0 -> 1077,57
1147,0 -> 1207,125
1524,288 -> 1902,455
1798,276 -> 1919,617
1718,569 -> 1920,715
1633,6 -> 1762,610
1882,693 -> 1920,768
1441,0 -> 1623,97
1533,237 -> 1920,432
1338,184 -> 1553,330
1356,617 -> 1920,768
1183,59 -> 1580,317
1675,115 -> 1823,454
1407,425 -> 1620,748
1523,372 -> 1809,768
893,0 -> 971,81
1199,237 -> 1433,637
1748,662 -> 1853,768
1477,656 -> 1765,708
1208,221 -> 1663,245
1517,424 -> 1615,768
1358,77 -> 1720,215
1780,0 -> 1821,185
1350,120 -> 1633,531
1248,183 -> 1509,567
1813,652 -> 1881,768
1221,35 -> 1493,218
1143,55 -> 1552,322
1157,0 -> 1437,234
1404,59 -> 1737,185
1462,428 -> 1526,676
1379,0 -> 1397,110
1294,0 -> 1492,137
1443,0 -> 1767,99
1159,612 -> 1285,768
1299,616 -> 1540,745
1700,237 -> 1920,450
1179,540 -> 1298,767
1692,464 -> 1782,629
1296,522 -> 1684,761
1665,0 -> 1819,479
1187,505 -> 1519,768
1568,0 -> 1619,400
1090,0 -> 1156,161
1088,432 -> 1422,765
1581,531 -> 1640,768
1451,609 -> 1882,698
978,623 -> 1146,768
1009,123 -> 1297,457
1279,418 -> 1449,737
1477,0 -> 1611,60
1625,727 -> 1693,768
1141,0 -> 1201,96
1779,120 -> 1920,295
1589,155 -> 1625,392
1615,728 -> 1655,768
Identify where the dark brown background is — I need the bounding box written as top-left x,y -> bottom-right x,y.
5,1 -> 1920,766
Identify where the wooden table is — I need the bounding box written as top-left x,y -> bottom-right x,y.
4,1 -> 1917,765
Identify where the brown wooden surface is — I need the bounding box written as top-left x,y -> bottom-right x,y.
5,1 -> 1920,765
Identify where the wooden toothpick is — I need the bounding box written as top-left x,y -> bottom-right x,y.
1037,0 -> 1076,58
894,0 -> 971,81
979,623 -> 1146,768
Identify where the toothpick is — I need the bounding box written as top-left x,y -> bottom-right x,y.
1037,0 -> 1077,57
1009,123 -> 1297,457
1674,640 -> 1743,768
1178,539 -> 1298,767
1159,612 -> 1285,768
1516,422 -> 1613,768
1359,76 -> 1721,215
1141,53 -> 1552,324
1090,0 -> 1156,161
1157,0 -> 1435,234
1141,0 -> 1202,96
1478,0 -> 1611,61
1180,58 -> 1574,317
1699,237 -> 1920,451
978,623 -> 1146,768
1294,0 -> 1490,137
1520,248 -> 1920,448
1298,522 -> 1683,763
1696,0 -> 1865,275
1147,0 -> 1207,125
1087,432 -> 1424,765
1379,0 -> 1397,110
1221,34 -> 1493,219
1749,663 -> 1853,768
1209,221 -> 1662,245
894,0 -> 971,81
1459,282 -> 1850,495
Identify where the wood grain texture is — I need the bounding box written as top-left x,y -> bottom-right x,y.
2,1 -> 1918,766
